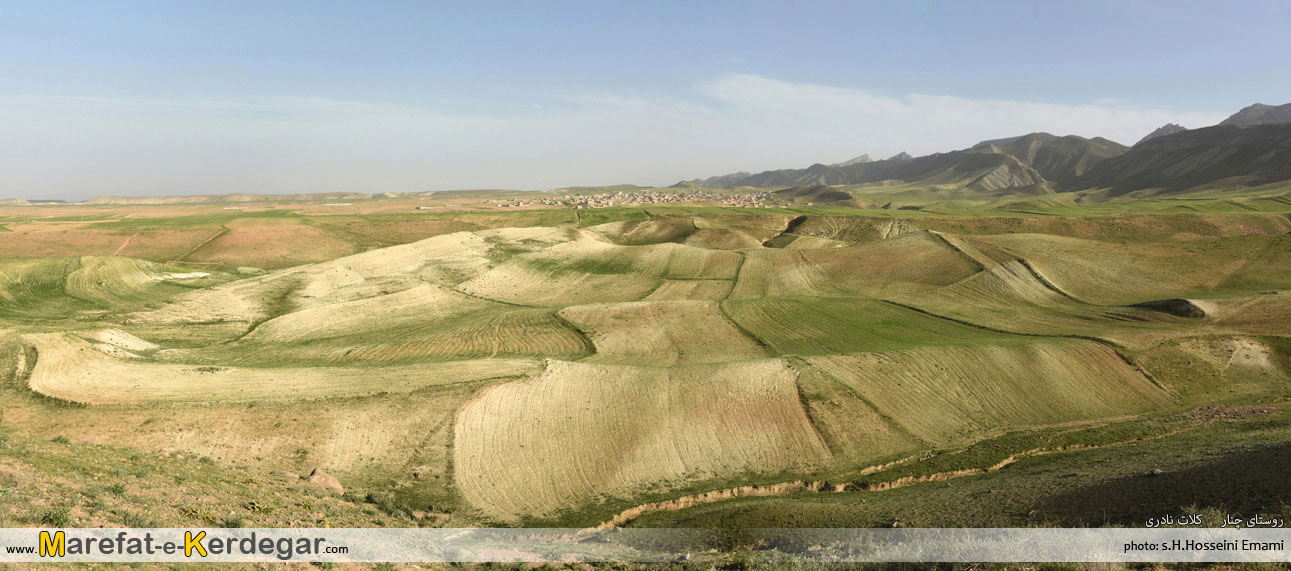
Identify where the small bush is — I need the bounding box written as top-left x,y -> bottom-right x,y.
297,499 -> 316,510
244,501 -> 274,514
106,483 -> 128,495
220,516 -> 245,528
39,508 -> 72,527
50,435 -> 71,445
182,504 -> 218,524
364,492 -> 412,519
118,511 -> 156,528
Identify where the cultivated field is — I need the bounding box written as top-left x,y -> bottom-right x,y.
453,359 -> 829,522
0,190 -> 1288,529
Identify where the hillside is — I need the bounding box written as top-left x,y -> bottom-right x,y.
772,185 -> 868,207
1076,123 -> 1291,194
1219,102 -> 1291,126
974,133 -> 1129,185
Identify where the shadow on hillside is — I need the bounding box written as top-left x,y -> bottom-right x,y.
1040,443 -> 1291,526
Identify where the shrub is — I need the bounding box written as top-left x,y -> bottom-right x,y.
118,511 -> 156,528
106,483 -> 128,495
182,504 -> 218,524
39,508 -> 72,527
220,516 -> 245,528
244,501 -> 274,514
50,435 -> 70,445
364,492 -> 410,518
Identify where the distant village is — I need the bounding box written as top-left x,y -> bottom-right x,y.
472,188 -> 777,209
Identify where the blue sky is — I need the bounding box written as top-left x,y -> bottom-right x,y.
1,0 -> 1288,198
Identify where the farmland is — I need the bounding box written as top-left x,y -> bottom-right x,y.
0,188 -> 1288,530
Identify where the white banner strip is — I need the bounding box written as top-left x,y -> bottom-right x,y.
1,528 -> 1289,563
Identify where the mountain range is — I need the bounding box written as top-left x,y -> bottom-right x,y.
684,101 -> 1291,195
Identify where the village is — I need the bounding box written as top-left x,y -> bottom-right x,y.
476,188 -> 776,209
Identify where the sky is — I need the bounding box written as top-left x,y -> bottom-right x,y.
1,1 -> 1288,200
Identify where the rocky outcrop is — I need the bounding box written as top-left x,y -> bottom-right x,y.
306,468 -> 344,494
1136,123 -> 1188,145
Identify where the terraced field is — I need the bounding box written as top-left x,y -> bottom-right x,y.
1,204 -> 1288,530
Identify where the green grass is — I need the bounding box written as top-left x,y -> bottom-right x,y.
85,208 -> 297,230
721,296 -> 1020,355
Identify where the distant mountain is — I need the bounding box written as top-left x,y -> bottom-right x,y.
1136,123 -> 1188,145
887,152 -> 913,161
687,171 -> 754,188
0,198 -> 31,205
1076,123 -> 1291,195
1219,102 -> 1291,126
978,133 -> 1129,185
685,133 -> 1128,191
832,154 -> 872,167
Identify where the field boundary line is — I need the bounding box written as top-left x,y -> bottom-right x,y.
716,299 -> 774,356
1013,258 -> 1088,303
170,225 -> 230,264
724,252 -> 747,300
925,230 -> 989,272
787,356 -> 931,450
551,310 -> 598,359
1215,233 -> 1284,290
878,299 -> 1171,393
112,231 -> 140,255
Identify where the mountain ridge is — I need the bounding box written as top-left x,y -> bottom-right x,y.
1219,102 -> 1291,127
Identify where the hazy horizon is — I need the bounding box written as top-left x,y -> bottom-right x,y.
2,0 -> 1287,200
